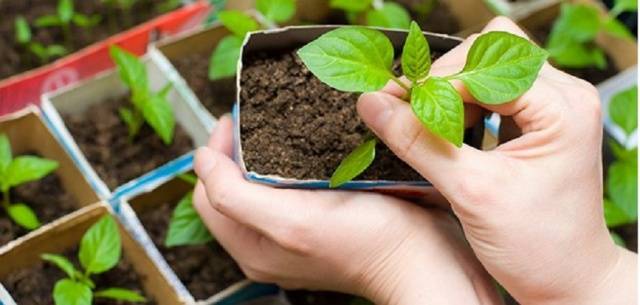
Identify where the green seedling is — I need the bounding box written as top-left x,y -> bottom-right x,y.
35,0 -> 101,47
298,22 -> 548,187
14,16 -> 68,64
156,0 -> 181,13
109,46 -> 176,145
208,0 -> 296,80
0,134 -> 58,230
546,0 -> 636,70
165,173 -> 213,247
101,0 -> 137,29
41,216 -> 147,305
329,0 -> 413,29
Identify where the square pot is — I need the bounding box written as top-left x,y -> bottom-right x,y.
0,107 -> 100,249
41,56 -> 210,200
0,203 -> 182,305
233,26 -> 487,196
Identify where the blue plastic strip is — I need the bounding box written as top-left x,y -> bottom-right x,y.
214,283 -> 280,305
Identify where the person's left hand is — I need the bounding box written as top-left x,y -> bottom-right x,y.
193,115 -> 502,305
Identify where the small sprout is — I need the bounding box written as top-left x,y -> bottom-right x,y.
329,0 -> 412,29
156,0 -> 181,13
0,134 -> 58,230
42,216 -> 147,305
299,22 -> 548,187
109,46 -> 176,145
165,173 -> 213,247
35,0 -> 101,47
14,16 -> 68,64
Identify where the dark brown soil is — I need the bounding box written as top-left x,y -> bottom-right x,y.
63,96 -> 193,190
0,169 -> 77,246
137,198 -> 244,300
2,248 -> 155,305
285,290 -> 371,305
0,0 -> 176,80
170,52 -> 236,117
397,0 -> 461,34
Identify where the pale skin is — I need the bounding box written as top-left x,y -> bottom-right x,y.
193,17 -> 637,305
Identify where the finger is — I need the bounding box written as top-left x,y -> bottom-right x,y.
207,114 -> 233,157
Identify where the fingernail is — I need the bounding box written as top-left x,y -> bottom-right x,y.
358,92 -> 394,132
194,147 -> 216,179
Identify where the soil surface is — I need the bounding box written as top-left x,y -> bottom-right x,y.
171,52 -> 236,117
240,48 -> 452,181
285,290 -> 371,305
138,197 -> 244,300
63,96 -> 193,190
2,248 -> 155,305
0,0 -> 175,79
0,168 -> 77,246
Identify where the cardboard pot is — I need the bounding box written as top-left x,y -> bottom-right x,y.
0,203 -> 181,305
40,56 -> 210,200
0,107 -> 100,249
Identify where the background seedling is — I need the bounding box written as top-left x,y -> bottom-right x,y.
208,0 -> 296,80
164,173 -> 213,247
35,0 -> 101,48
0,133 -> 58,230
298,22 -> 548,187
41,215 -> 147,305
101,0 -> 137,29
109,46 -> 176,145
546,0 -> 637,69
329,0 -> 413,29
14,16 -> 68,65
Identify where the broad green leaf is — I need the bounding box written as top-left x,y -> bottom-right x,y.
29,43 -> 48,60
609,86 -> 637,136
297,27 -> 394,92
157,83 -> 172,99
208,35 -> 243,80
7,203 -> 41,230
548,41 -> 607,69
35,15 -> 62,27
547,4 -> 601,44
218,10 -> 259,37
607,160 -> 638,221
46,45 -> 68,57
4,156 -> 58,190
401,21 -> 430,83
119,107 -> 144,139
366,2 -> 411,29
256,0 -> 295,23
178,173 -> 197,185
58,0 -> 74,23
53,279 -> 92,305
79,216 -> 121,275
609,140 -> 637,163
141,93 -> 175,145
610,231 -> 626,247
330,138 -> 377,188
14,17 -> 31,44
601,17 -> 635,40
612,0 -> 637,16
165,193 -> 213,247
411,77 -> 464,147
604,198 -> 634,227
95,288 -> 147,302
109,46 -> 148,93
42,253 -> 78,279
329,0 -> 372,12
454,31 -> 548,104
72,14 -> 101,27
0,133 -> 12,176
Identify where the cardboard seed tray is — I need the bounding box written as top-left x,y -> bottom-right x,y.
0,203 -> 182,305
40,56 -> 210,200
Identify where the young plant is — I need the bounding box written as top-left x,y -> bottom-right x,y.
164,173 -> 213,247
329,0 -> 413,29
14,16 -> 68,64
41,215 -> 147,305
109,46 -> 175,145
101,0 -> 137,29
156,0 -> 181,13
0,134 -> 58,230
546,0 -> 636,70
208,0 -> 296,80
603,86 -> 637,247
298,22 -> 548,187
34,0 -> 101,48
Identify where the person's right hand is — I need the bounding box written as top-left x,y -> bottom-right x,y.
357,17 -> 637,305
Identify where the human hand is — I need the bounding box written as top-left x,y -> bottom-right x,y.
193,115 -> 503,305
357,17 -> 637,305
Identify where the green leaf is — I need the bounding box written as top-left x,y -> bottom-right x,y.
218,10 -> 259,37
610,231 -> 626,247
366,2 -> 411,29
329,0 -> 372,12
109,46 -> 148,93
46,45 -> 68,57
4,156 -> 58,190
548,4 -> 601,44
612,0 -> 637,16
208,35 -> 243,80
177,173 -> 197,185
604,198 -> 634,227
548,41 -> 606,69
58,0 -> 74,23
256,0 -> 295,23
119,107 -> 144,140
53,279 -> 92,305
95,288 -> 147,302
141,93 -> 175,145
601,17 -> 635,40
14,16 -> 31,44
42,253 -> 78,279
401,21 -> 430,83
0,133 -> 12,176
165,192 -> 213,247
411,77 -> 464,147
330,138 -> 377,188
609,140 -> 637,163
72,14 -> 101,27
609,86 -> 637,136
79,216 -> 121,275
454,31 -> 548,104
34,15 -> 62,27
607,160 -> 638,222
7,203 -> 41,230
297,27 -> 394,92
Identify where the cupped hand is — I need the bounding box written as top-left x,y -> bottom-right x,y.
357,17 -> 637,305
193,115 -> 502,305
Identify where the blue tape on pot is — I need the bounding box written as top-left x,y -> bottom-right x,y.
214,283 -> 280,305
